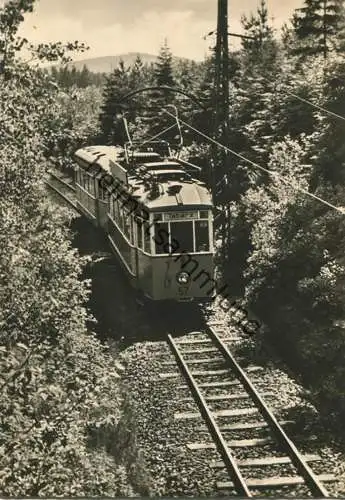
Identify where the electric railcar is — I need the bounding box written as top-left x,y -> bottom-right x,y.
73,141 -> 215,302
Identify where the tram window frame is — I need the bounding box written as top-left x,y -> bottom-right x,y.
151,210 -> 212,255
194,219 -> 209,252
99,180 -> 109,201
170,221 -> 194,254
154,222 -> 169,255
75,168 -> 80,185
143,220 -> 151,254
79,169 -> 84,188
115,199 -> 122,229
110,195 -> 119,224
136,217 -> 143,249
89,174 -> 96,197
109,194 -> 113,216
123,206 -> 132,242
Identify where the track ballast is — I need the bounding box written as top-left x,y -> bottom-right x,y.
166,325 -> 335,497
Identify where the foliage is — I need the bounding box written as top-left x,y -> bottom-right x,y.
291,0 -> 345,58
97,44 -> 207,149
46,85 -> 103,173
223,17 -> 345,416
98,58 -> 152,144
0,1 -> 134,495
154,39 -> 175,87
240,0 -> 279,71
50,64 -> 106,88
0,0 -> 35,70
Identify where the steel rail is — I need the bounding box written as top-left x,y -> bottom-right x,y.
167,333 -> 252,497
48,171 -> 76,192
207,325 -> 329,497
45,180 -> 80,213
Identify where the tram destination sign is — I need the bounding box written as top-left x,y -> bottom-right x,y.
164,211 -> 199,221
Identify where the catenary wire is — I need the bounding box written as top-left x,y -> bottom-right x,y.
163,108 -> 345,215
138,123 -> 178,147
274,85 -> 345,122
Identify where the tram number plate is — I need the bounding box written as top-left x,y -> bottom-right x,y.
178,286 -> 189,296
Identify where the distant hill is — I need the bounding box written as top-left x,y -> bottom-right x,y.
68,53 -> 157,73
68,52 -> 189,73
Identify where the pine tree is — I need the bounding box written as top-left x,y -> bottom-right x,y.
292,0 -> 345,58
240,0 -> 278,71
130,54 -> 144,87
154,39 -> 175,87
139,41 -> 177,147
99,59 -> 133,144
78,64 -> 91,88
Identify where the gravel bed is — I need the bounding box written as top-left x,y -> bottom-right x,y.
119,342 -> 221,496
115,296 -> 345,497
203,297 -> 345,496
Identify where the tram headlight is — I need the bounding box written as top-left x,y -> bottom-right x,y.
176,271 -> 190,284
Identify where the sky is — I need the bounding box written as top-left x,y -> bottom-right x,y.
14,0 -> 305,62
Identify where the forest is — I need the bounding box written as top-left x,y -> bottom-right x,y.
2,0 -> 345,495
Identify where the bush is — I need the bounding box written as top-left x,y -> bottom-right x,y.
0,56 -> 133,498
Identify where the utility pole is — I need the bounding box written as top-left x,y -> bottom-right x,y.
213,0 -> 230,237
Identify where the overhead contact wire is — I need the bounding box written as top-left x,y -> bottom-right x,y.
163,109 -> 345,215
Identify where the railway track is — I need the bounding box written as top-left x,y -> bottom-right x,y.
46,170 -> 336,496
165,325 -> 335,497
45,170 -> 79,213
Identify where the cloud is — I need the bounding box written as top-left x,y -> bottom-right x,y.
16,0 -> 304,61
18,6 -> 214,60
22,0 -> 214,28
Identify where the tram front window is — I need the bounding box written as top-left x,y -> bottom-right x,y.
195,220 -> 209,252
154,223 -> 169,254
170,221 -> 193,253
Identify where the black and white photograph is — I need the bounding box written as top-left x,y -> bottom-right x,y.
2,0 -> 345,497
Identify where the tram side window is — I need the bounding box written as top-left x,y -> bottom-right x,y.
75,168 -> 80,185
123,208 -> 132,242
143,221 -> 151,253
154,222 -> 169,254
110,195 -> 114,218
111,196 -> 120,227
170,221 -> 193,253
79,170 -> 85,188
195,220 -> 209,252
83,172 -> 89,191
98,180 -> 108,201
109,195 -> 114,216
136,218 -> 143,249
88,174 -> 96,197
113,197 -> 119,222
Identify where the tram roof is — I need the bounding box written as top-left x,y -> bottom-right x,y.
74,145 -> 213,210
141,161 -> 181,169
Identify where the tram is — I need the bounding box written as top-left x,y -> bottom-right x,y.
74,141 -> 215,302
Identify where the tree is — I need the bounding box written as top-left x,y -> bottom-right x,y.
78,64 -> 91,88
292,0 -> 345,58
135,41 -> 177,146
154,39 -> 175,87
240,0 -> 279,71
0,1 -> 134,495
99,59 -> 133,144
0,0 -> 35,72
310,56 -> 345,186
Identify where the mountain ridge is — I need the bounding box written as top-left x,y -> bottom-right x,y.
68,52 -> 189,73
